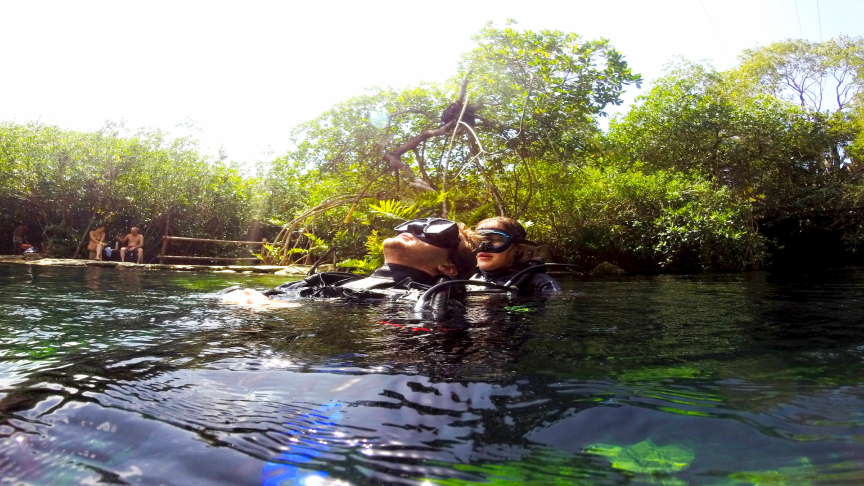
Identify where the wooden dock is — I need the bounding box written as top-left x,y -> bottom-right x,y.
0,255 -> 332,275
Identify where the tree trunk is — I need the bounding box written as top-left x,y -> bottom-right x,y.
72,210 -> 99,259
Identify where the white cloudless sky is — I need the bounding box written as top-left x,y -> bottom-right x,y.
1,0 -> 862,166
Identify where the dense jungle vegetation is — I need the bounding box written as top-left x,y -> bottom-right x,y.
2,23 -> 863,272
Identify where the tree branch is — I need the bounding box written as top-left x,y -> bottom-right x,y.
412,147 -> 437,190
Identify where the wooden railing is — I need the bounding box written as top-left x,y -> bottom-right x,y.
157,236 -> 268,265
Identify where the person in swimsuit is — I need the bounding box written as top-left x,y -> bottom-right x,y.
12,225 -> 28,254
87,227 -> 107,260
115,227 -> 145,263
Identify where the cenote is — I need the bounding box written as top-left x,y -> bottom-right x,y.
2,265 -> 864,485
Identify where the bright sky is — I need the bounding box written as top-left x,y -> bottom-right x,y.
2,0 -> 862,166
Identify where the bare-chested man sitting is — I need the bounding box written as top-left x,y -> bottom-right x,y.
12,225 -> 29,255
115,227 -> 145,263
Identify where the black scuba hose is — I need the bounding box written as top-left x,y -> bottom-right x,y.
414,280 -> 510,312
414,263 -> 583,312
502,263 -> 582,288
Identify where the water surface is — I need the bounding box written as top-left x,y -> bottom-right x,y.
2,265 -> 864,484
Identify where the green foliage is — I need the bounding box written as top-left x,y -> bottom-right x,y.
0,121 -> 262,260
737,36 -> 863,112
338,230 -> 383,274
607,39 -> 864,258
607,59 -> 854,217
531,166 -> 764,271
3,29 -> 861,271
367,199 -> 416,221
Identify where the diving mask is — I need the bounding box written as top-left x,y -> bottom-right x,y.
393,218 -> 460,249
476,229 -> 514,254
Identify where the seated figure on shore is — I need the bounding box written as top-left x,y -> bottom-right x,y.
12,225 -> 28,255
87,227 -> 107,260
115,227 -> 145,263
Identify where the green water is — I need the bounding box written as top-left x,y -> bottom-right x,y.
1,265 -> 864,485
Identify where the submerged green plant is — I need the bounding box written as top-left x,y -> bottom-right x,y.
617,366 -> 701,382
28,346 -> 56,359
585,439 -> 695,476
419,447 -> 594,485
504,305 -> 533,312
723,457 -> 864,485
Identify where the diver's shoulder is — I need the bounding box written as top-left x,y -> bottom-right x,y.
529,272 -> 562,291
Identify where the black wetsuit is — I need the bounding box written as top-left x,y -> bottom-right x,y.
469,266 -> 562,293
261,263 -> 449,301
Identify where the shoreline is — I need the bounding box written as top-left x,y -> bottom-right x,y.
0,255 -> 324,275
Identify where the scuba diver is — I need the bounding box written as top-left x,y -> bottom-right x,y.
470,217 -> 561,293
220,218 -> 478,307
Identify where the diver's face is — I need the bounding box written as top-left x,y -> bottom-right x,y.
476,224 -> 519,272
383,233 -> 451,275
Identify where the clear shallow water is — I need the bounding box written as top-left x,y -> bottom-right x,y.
1,265 -> 864,485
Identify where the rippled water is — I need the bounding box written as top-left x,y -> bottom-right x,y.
2,265 -> 864,485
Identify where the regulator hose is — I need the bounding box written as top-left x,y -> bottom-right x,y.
502,263 -> 582,288
414,263 -> 584,312
414,280 -> 511,312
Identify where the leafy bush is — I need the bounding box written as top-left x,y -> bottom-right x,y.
534,166 -> 765,272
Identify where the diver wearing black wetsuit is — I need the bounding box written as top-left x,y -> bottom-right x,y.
219,218 -> 475,307
468,217 -> 562,294
263,263 -> 450,301
470,264 -> 562,293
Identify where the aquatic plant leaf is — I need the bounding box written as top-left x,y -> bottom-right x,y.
586,439 -> 695,474
29,347 -> 56,359
723,457 -> 864,485
617,366 -> 700,382
422,447 -> 595,485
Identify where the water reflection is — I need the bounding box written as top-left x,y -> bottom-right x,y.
1,266 -> 864,484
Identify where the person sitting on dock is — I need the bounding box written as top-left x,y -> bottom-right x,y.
115,227 -> 145,263
87,226 -> 107,260
12,225 -> 28,254
220,218 -> 477,306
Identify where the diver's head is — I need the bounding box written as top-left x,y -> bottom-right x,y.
131,227 -> 140,236
474,217 -> 534,272
385,218 -> 477,277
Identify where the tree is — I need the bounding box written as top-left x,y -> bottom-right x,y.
737,36 -> 864,112
265,22 -> 641,263
0,121 -> 262,259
